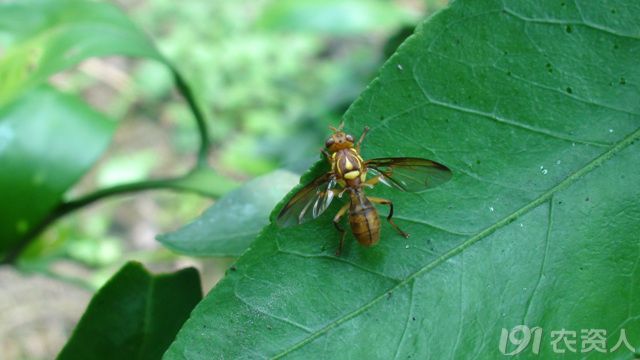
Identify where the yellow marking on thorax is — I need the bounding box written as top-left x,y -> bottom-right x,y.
344,170 -> 360,180
349,148 -> 364,161
344,158 -> 353,171
330,152 -> 338,173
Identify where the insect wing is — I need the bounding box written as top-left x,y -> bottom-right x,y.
276,174 -> 337,227
366,157 -> 452,192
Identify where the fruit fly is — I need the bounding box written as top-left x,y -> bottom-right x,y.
276,123 -> 452,255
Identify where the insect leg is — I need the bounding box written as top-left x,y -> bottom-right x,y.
367,196 -> 409,238
321,149 -> 331,162
332,202 -> 350,256
363,175 -> 380,187
356,126 -> 370,152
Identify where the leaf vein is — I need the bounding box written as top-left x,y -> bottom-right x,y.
502,6 -> 640,41
412,75 -> 608,147
392,279 -> 415,360
450,253 -> 465,358
276,249 -> 402,283
521,198 -> 554,324
393,215 -> 472,237
233,289 -> 313,334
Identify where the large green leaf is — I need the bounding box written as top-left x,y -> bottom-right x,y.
0,86 -> 115,255
58,262 -> 202,360
165,0 -> 640,358
0,0 -> 165,104
158,170 -> 300,257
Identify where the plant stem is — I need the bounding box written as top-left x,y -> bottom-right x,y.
172,68 -> 211,167
1,175 -> 211,265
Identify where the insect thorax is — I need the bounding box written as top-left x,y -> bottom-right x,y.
332,148 -> 367,185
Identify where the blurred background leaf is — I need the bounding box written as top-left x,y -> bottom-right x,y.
0,86 -> 115,256
58,262 -> 202,360
96,151 -> 159,187
159,169 -> 300,257
0,0 -> 166,105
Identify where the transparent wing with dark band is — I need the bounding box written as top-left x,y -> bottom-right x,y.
366,157 -> 452,192
276,173 -> 337,227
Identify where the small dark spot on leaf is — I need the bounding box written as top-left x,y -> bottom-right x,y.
613,44 -> 619,50
412,317 -> 416,321
585,197 -> 590,202
620,77 -> 626,85
611,8 -> 616,14
565,25 -> 573,33
387,292 -> 392,299
230,265 -> 237,271
506,71 -> 512,77
566,87 -> 573,94
558,200 -> 563,205
579,266 -> 584,271
560,2 -> 566,6
503,50 -> 508,55
476,159 -> 481,164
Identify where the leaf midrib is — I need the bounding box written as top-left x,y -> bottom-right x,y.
272,127 -> 640,358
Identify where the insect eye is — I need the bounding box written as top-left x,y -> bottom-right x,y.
325,138 -> 335,148
346,134 -> 354,142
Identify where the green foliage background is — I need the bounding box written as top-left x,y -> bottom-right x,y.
1,0 -> 638,359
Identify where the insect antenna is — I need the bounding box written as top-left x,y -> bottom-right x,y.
329,121 -> 345,133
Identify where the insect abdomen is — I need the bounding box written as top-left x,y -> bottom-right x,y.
349,202 -> 380,247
